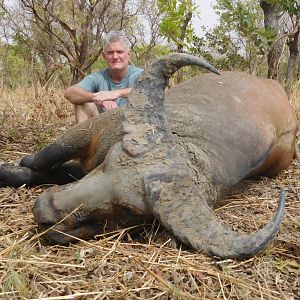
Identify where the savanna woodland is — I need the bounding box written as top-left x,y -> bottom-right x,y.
0,0 -> 299,299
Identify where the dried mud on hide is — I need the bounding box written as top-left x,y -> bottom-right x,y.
0,88 -> 299,299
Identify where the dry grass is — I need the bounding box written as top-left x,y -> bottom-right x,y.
0,86 -> 299,300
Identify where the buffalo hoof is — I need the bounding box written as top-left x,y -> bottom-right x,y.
19,154 -> 35,168
0,163 -> 33,188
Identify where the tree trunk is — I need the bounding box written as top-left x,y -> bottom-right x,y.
260,1 -> 285,80
285,22 -> 300,95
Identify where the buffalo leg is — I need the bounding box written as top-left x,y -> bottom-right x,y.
20,140 -> 86,171
0,162 -> 85,187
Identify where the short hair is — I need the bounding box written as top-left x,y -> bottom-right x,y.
103,31 -> 131,52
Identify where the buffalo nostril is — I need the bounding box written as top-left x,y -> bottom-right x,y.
32,193 -> 59,226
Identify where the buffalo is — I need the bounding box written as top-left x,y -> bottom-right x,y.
0,53 -> 298,259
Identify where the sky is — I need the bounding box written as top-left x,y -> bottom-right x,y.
193,0 -> 218,36
2,0 -> 219,40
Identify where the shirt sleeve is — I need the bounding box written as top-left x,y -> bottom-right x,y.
128,66 -> 144,87
77,73 -> 101,92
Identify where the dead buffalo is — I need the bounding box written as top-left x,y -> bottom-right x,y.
0,53 -> 298,259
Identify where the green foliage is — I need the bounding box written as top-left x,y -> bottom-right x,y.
266,0 -> 300,16
157,0 -> 197,50
12,33 -> 33,60
216,0 -> 275,53
90,56 -> 107,73
190,31 -> 249,71
190,0 -> 272,74
131,44 -> 172,66
0,0 -> 5,18
0,42 -> 32,87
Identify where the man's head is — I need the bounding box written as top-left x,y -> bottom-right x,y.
102,31 -> 131,74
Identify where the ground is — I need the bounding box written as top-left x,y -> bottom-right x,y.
0,87 -> 299,299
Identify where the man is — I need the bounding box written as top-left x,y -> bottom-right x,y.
64,31 -> 144,123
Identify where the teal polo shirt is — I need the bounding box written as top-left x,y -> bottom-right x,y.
78,65 -> 144,112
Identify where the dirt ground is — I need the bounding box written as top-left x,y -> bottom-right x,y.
0,87 -> 299,299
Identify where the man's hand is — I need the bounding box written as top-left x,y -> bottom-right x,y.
92,90 -> 120,111
100,100 -> 118,110
92,90 -> 120,104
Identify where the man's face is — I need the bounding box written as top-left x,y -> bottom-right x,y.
103,41 -> 130,72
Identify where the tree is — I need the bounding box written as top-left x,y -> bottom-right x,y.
127,0 -> 168,66
260,1 -> 286,79
192,0 -> 271,74
157,0 -> 197,53
286,17 -> 300,93
275,0 -> 300,93
190,0 -> 299,93
1,0 -> 140,85
260,0 -> 300,92
0,3 -> 33,87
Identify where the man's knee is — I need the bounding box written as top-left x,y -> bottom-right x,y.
75,103 -> 99,123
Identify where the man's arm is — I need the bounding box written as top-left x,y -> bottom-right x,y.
65,85 -> 133,111
64,85 -> 94,105
92,88 -> 132,104
93,88 -> 133,111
